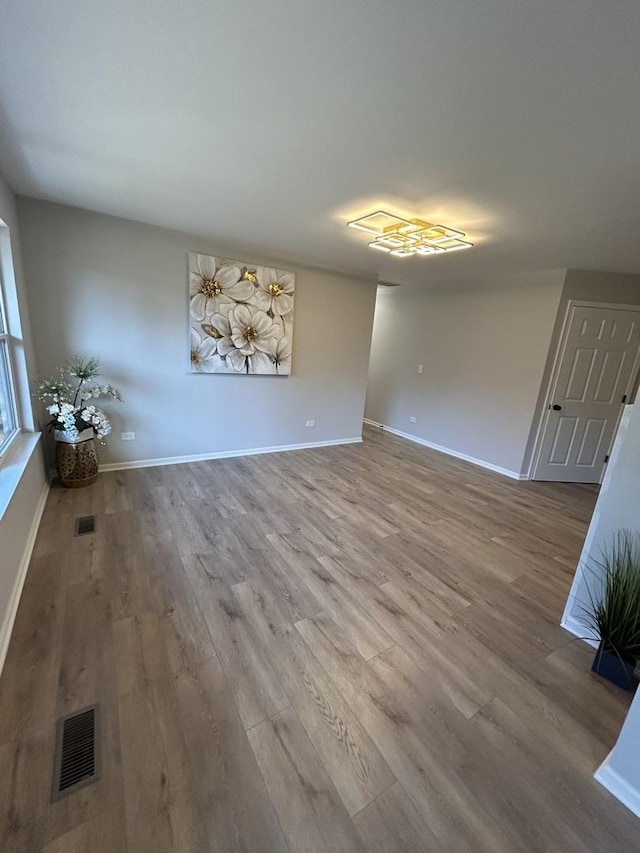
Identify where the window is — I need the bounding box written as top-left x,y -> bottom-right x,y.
0,227 -> 20,455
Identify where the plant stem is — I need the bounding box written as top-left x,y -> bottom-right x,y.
72,378 -> 83,408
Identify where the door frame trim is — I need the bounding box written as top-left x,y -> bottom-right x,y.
527,300 -> 640,482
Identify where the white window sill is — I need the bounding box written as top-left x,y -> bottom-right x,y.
0,431 -> 43,521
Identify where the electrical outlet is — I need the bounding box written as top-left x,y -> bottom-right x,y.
305,419 -> 315,428
121,431 -> 135,441
409,416 -> 417,424
417,364 -> 424,374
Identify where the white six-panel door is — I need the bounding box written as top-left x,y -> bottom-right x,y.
532,304 -> 640,483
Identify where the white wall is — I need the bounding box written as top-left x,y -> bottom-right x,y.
563,269 -> 640,305
595,686 -> 640,819
559,273 -> 640,635
521,269 -> 640,472
17,198 -> 377,466
0,438 -> 47,671
562,403 -> 640,638
0,172 -> 48,673
365,272 -> 565,476
561,401 -> 640,817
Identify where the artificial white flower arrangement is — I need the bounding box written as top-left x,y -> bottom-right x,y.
37,355 -> 123,442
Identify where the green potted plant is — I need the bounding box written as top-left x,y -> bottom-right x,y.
582,530 -> 640,691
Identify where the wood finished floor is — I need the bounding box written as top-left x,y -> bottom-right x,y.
1,425 -> 637,852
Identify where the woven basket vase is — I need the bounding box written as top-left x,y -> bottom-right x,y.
54,428 -> 99,488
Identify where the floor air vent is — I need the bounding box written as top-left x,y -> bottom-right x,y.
74,515 -> 96,536
52,705 -> 101,801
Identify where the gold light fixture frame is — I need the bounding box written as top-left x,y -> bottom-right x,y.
347,210 -> 473,257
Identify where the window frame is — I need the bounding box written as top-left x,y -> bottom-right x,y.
0,233 -> 21,457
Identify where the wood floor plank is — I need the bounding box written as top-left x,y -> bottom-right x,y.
0,554 -> 66,745
234,579 -> 396,816
118,680 -> 203,853
173,655 -> 290,853
0,728 -> 51,853
317,555 -> 491,718
181,553 -> 290,728
138,529 -> 217,675
44,578 -> 124,844
100,512 -> 158,621
353,781 -> 443,853
1,426 -> 637,851
272,542 -> 395,660
259,533 -> 329,622
247,706 -> 368,853
113,613 -> 168,695
295,611 -> 372,693
470,697 -> 638,853
438,624 -> 620,771
42,805 -> 128,853
102,471 -> 134,515
112,575 -> 208,853
66,530 -> 109,586
164,501 -> 218,556
296,613 -> 537,852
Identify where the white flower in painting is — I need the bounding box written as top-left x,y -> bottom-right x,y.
207,312 -> 246,372
209,304 -> 278,373
274,337 -> 292,375
248,351 -> 275,373
190,328 -> 226,373
230,304 -> 279,356
271,312 -> 293,343
207,313 -> 233,351
251,267 -> 295,317
189,254 -> 254,321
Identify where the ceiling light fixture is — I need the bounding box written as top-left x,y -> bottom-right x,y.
347,210 -> 473,258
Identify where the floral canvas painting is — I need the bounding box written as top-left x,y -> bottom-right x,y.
189,253 -> 294,375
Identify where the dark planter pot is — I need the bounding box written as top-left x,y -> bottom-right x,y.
592,644 -> 637,691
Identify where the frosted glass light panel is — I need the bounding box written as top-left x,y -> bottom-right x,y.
188,253 -> 295,375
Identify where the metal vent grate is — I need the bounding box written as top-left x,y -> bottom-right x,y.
74,515 -> 96,536
52,705 -> 101,801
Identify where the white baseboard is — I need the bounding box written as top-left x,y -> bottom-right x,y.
595,760 -> 640,819
363,419 -> 526,480
99,436 -> 363,472
0,478 -> 50,676
560,616 -> 598,649
560,608 -> 599,649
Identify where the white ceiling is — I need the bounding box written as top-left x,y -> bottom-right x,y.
1,0 -> 640,288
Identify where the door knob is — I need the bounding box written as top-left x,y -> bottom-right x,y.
552,404 -> 562,411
